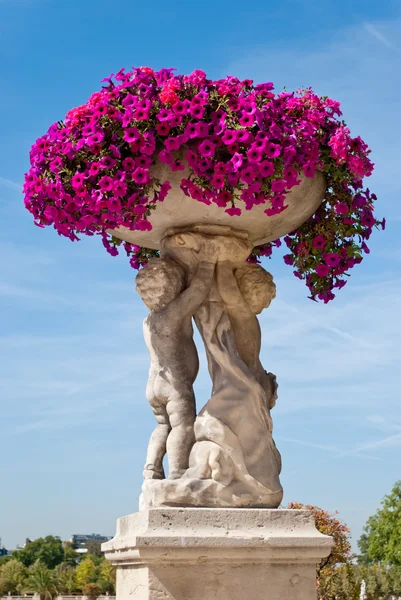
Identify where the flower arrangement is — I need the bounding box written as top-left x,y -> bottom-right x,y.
24,66 -> 383,302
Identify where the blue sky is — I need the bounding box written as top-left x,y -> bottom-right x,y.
0,0 -> 400,551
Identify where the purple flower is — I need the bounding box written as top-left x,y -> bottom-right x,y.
226,206 -> 242,216
211,174 -> 225,189
324,253 -> 340,267
198,140 -> 216,157
335,202 -> 349,215
239,113 -> 254,127
113,181 -> 127,197
315,264 -> 330,278
123,127 -> 141,143
247,147 -> 263,163
259,161 -> 274,178
222,130 -> 238,145
132,167 -> 150,184
265,143 -> 280,158
312,235 -> 326,250
240,166 -> 256,184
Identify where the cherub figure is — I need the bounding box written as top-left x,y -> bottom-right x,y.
135,238 -> 218,480
216,251 -> 278,411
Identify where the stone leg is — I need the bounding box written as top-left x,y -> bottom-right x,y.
102,508 -> 333,600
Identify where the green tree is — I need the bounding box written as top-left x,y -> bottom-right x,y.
83,582 -> 103,599
0,559 -> 27,595
54,562 -> 77,594
26,560 -> 58,600
358,481 -> 401,566
75,557 -> 97,590
98,557 -> 116,593
13,535 -> 65,569
63,541 -> 79,566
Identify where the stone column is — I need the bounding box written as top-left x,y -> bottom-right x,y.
102,507 -> 333,600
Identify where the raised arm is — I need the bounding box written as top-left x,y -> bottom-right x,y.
174,260 -> 216,316
216,262 -> 261,371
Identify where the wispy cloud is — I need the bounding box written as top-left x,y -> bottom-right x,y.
364,22 -> 394,48
0,176 -> 22,192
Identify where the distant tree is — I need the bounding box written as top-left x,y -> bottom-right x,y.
98,558 -> 116,593
54,562 -> 77,594
62,542 -> 79,566
83,582 -> 103,600
13,535 -> 65,569
26,560 -> 58,600
75,557 -> 97,590
0,555 -> 11,566
358,481 -> 401,566
0,559 -> 27,595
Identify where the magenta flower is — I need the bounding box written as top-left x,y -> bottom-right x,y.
113,181 -> 127,197
132,168 -> 150,184
198,140 -> 216,157
247,147 -> 263,163
312,235 -> 326,250
271,179 -> 286,193
24,66 -> 381,303
211,174 -> 225,189
225,206 -> 242,216
222,130 -> 238,145
239,113 -> 254,127
259,161 -> 274,178
240,166 -> 256,184
265,143 -> 280,158
315,264 -> 330,277
100,156 -> 116,169
98,176 -> 114,191
123,127 -> 141,143
107,197 -> 122,212
122,157 -> 136,171
335,202 -> 349,215
361,213 -> 375,228
324,253 -> 340,267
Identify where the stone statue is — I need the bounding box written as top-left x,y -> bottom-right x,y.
135,238 -> 219,481
138,226 -> 283,509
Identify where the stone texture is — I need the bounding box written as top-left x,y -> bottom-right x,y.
102,508 -> 334,600
108,162 -> 326,250
136,229 -> 283,509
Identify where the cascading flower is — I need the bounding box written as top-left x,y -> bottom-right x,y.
24,67 -> 382,302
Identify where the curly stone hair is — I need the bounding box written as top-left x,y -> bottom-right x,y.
235,264 -> 276,314
135,258 -> 186,312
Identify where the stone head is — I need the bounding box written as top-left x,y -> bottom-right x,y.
235,265 -> 276,314
135,258 -> 186,312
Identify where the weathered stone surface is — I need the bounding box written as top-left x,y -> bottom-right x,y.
108,162 -> 326,250
137,229 -> 283,509
102,508 -> 334,600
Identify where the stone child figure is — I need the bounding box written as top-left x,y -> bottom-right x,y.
135,241 -> 218,480
215,240 -> 278,411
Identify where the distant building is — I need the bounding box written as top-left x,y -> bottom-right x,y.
70,533 -> 111,553
0,547 -> 8,557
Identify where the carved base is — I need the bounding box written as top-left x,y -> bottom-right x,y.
102,508 -> 333,600
140,478 -> 283,509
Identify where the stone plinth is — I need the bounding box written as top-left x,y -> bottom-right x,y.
102,508 -> 333,600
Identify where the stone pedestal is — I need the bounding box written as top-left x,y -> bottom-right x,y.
102,508 -> 333,600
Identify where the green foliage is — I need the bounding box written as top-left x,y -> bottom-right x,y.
75,557 -> 97,589
0,559 -> 27,595
63,541 -> 79,566
26,560 -> 58,600
83,582 -> 103,599
358,481 -> 401,566
54,562 -> 77,593
98,558 -> 116,593
13,535 -> 65,569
